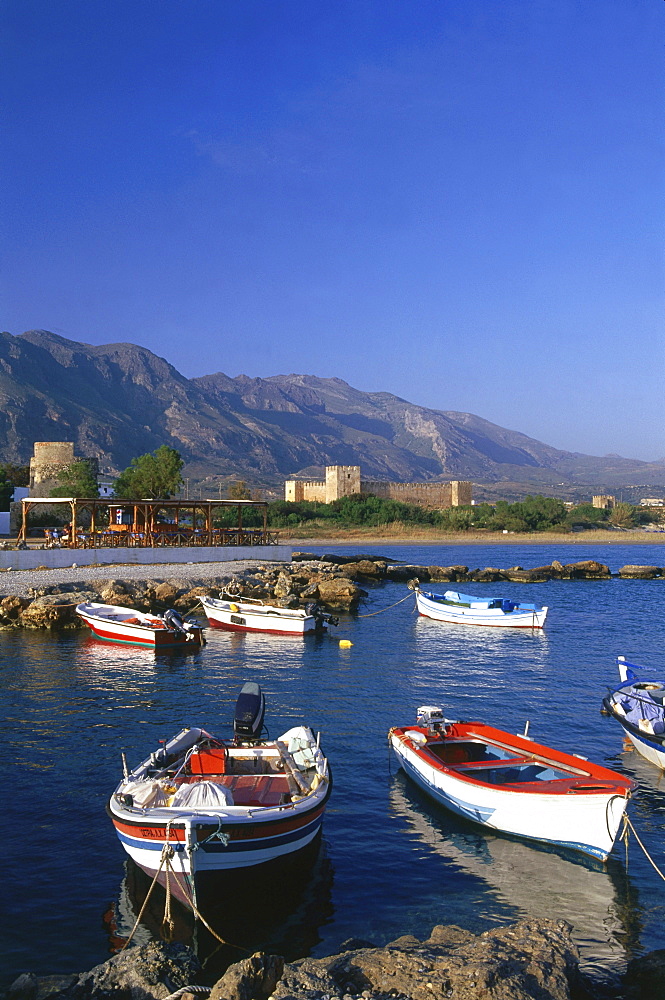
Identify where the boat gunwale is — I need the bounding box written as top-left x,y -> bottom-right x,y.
108,784 -> 330,825
390,724 -> 635,796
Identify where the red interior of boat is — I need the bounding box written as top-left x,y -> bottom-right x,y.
180,772 -> 291,806
188,748 -> 228,775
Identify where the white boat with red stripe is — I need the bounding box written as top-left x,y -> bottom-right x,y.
389,706 -> 634,861
199,593 -> 338,635
76,602 -> 205,649
108,683 -> 331,909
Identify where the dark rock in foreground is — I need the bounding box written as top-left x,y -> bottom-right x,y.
7,919 -> 579,1000
270,918 -> 579,1000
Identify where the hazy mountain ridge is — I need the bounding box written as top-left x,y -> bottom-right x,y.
1,330 -> 664,493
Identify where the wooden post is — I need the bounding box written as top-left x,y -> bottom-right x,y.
71,499 -> 77,548
18,501 -> 30,542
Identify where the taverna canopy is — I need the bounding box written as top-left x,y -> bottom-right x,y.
18,497 -> 276,548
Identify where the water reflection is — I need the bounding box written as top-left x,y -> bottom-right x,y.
389,774 -> 640,980
110,837 -> 334,981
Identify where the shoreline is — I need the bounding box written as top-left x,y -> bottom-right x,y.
283,529 -> 665,546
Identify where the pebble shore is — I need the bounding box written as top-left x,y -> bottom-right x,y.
0,560 -> 269,599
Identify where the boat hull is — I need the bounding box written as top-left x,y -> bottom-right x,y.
390,723 -> 632,860
416,590 -> 547,628
200,596 -> 319,635
110,797 -> 328,906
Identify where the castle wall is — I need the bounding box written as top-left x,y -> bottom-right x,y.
284,480 -> 326,503
285,466 -> 472,509
361,480 -> 469,509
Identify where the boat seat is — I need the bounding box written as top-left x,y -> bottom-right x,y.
219,774 -> 291,806
451,756 -> 533,770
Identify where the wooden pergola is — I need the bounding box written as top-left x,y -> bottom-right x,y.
18,497 -> 277,549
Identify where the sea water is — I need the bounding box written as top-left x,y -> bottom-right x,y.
3,542 -> 665,994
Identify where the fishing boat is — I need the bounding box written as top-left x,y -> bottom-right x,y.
199,593 -> 338,635
602,656 -> 665,769
388,705 -> 635,860
108,683 -> 331,909
415,587 -> 548,628
76,602 -> 205,648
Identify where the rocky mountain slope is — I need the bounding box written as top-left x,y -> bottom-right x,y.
2,329 -> 663,493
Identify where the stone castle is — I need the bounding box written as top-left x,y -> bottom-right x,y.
285,465 -> 472,509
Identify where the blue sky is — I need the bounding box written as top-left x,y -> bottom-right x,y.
2,0 -> 663,461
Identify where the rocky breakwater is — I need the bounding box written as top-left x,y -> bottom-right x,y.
6,917 -> 586,1000
1,553 -> 663,632
0,560 -> 372,632
293,553 -> 665,583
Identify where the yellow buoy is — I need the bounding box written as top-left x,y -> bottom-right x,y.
339,639 -> 353,648
229,603 -> 239,612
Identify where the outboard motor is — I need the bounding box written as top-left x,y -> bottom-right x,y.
417,705 -> 447,736
163,608 -> 187,634
305,602 -> 339,629
234,682 -> 266,742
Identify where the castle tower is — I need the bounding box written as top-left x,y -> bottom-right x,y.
451,481 -> 473,506
29,442 -> 99,497
325,465 -> 361,503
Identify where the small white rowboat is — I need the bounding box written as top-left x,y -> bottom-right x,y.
416,587 -> 548,628
108,683 -> 331,909
199,594 -> 338,635
76,602 -> 205,648
389,706 -> 634,860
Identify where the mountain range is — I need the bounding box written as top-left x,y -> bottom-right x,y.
1,329 -> 663,500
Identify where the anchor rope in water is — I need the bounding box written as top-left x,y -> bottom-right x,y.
622,814 -> 665,882
120,842 -> 173,950
356,591 -> 416,618
120,832 -> 248,954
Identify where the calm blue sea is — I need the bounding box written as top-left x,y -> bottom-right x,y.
3,543 -> 665,995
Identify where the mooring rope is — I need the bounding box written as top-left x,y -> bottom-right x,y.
120,833 -> 248,955
622,814 -> 665,881
164,986 -> 211,999
357,591 -> 416,618
120,842 -> 173,950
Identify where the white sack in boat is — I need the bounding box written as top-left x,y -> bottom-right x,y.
171,780 -> 234,807
123,779 -> 173,808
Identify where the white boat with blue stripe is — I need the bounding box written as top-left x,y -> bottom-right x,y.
108,683 -> 331,910
389,706 -> 634,861
603,656 -> 665,770
415,587 -> 547,628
